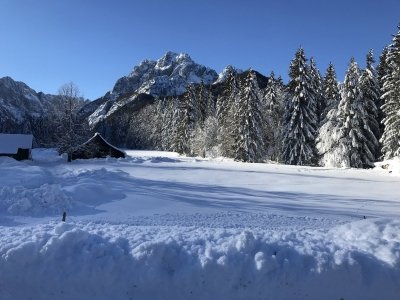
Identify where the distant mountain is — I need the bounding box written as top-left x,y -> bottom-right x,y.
113,51 -> 218,96
0,76 -> 90,146
0,77 -> 60,132
86,52 -> 219,126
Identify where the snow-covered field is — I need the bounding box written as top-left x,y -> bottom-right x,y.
0,149 -> 399,299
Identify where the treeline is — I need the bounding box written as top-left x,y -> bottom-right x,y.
110,25 -> 400,168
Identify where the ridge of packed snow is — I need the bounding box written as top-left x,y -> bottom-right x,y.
0,219 -> 399,300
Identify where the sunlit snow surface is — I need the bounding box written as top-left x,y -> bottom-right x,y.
0,149 -> 399,299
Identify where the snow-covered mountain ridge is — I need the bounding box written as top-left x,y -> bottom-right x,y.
113,51 -> 218,96
87,52 -> 219,126
0,76 -> 64,133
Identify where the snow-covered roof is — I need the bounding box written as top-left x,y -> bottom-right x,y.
80,132 -> 125,154
0,134 -> 33,154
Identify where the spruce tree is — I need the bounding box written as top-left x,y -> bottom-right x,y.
174,85 -> 198,155
309,58 -> 325,125
321,63 -> 340,121
216,69 -> 241,157
233,71 -> 265,162
329,58 -> 374,168
264,71 -> 285,161
316,63 -> 341,166
197,81 -> 211,126
377,47 -> 390,135
378,46 -> 390,91
282,48 -> 317,165
359,50 -> 381,160
381,27 -> 400,159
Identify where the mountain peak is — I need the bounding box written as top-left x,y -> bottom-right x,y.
215,65 -> 244,84
88,52 -> 218,126
155,52 -> 193,71
112,51 -> 218,97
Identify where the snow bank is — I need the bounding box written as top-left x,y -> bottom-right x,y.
31,148 -> 65,163
375,157 -> 400,175
0,184 -> 71,216
0,218 -> 399,300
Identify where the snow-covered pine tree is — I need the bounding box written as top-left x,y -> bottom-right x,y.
378,46 -> 390,91
196,81 -> 211,126
359,50 -> 381,160
174,85 -> 199,155
264,71 -> 285,161
321,63 -> 341,122
282,48 -> 318,165
174,97 -> 189,154
381,26 -> 400,159
158,97 -> 176,151
216,69 -> 241,157
309,58 -> 325,126
324,58 -> 376,168
232,71 -> 265,163
377,47 -> 390,134
190,81 -> 216,157
316,63 -> 341,166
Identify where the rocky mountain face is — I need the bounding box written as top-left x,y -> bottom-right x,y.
113,51 -> 218,96
0,77 -> 59,133
86,52 -> 219,127
0,76 -> 89,146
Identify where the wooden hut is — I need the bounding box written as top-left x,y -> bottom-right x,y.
71,133 -> 125,160
0,133 -> 33,160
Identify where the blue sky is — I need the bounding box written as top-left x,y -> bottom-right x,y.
0,0 -> 399,100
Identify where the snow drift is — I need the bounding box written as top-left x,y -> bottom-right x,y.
0,218 -> 399,300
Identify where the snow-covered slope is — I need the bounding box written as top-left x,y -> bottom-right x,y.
87,52 -> 218,127
0,150 -> 400,299
0,77 -> 45,123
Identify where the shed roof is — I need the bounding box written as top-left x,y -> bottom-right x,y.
72,132 -> 125,160
0,134 -> 33,154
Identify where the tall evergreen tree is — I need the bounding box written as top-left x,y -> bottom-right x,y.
378,46 -> 390,91
359,49 -> 381,159
316,63 -> 341,166
321,58 -> 375,168
321,63 -> 341,121
196,81 -> 212,125
233,71 -> 265,162
174,85 -> 199,155
282,48 -> 318,165
159,97 -> 178,151
264,71 -> 285,161
381,27 -> 400,159
216,69 -> 241,157
309,58 -> 325,125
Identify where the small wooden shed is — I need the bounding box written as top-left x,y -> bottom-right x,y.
71,133 -> 125,160
0,133 -> 33,160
